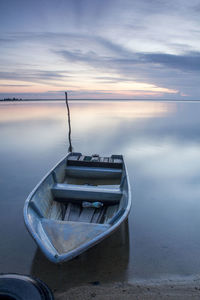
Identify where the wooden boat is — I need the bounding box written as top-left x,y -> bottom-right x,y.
24,152 -> 131,263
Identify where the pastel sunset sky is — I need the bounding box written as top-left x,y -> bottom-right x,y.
0,0 -> 200,99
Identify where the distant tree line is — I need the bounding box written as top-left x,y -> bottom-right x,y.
0,97 -> 23,101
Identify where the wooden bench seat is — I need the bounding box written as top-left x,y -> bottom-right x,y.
66,166 -> 122,179
51,183 -> 122,204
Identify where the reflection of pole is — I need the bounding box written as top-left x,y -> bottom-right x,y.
121,218 -> 129,245
65,92 -> 73,152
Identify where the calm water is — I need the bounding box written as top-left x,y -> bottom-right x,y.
1,100 -> 200,290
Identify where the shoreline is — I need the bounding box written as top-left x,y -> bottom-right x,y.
55,278 -> 200,299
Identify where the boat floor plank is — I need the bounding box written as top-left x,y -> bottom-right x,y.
48,201 -> 62,220
91,208 -> 102,223
63,203 -> 71,221
97,207 -> 106,224
104,204 -> 119,224
79,207 -> 95,223
68,203 -> 81,221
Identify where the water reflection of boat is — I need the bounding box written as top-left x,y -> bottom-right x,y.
31,220 -> 130,290
24,153 -> 131,263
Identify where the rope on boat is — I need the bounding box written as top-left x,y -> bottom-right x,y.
65,92 -> 73,152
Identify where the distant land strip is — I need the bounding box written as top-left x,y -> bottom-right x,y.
1,98 -> 200,102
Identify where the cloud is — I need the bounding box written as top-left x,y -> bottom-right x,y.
57,40 -> 200,73
55,37 -> 200,94
142,52 -> 200,72
0,70 -> 71,84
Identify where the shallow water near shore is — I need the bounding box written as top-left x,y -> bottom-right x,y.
1,100 -> 200,290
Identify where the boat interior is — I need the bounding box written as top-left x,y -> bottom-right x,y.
29,153 -> 128,227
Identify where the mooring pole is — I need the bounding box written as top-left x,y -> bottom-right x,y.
65,92 -> 73,152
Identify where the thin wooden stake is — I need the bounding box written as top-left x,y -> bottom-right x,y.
65,92 -> 73,152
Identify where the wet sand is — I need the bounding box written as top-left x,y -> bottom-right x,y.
55,279 -> 200,300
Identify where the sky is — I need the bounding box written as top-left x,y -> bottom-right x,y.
0,0 -> 200,100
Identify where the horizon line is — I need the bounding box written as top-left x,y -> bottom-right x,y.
1,98 -> 200,102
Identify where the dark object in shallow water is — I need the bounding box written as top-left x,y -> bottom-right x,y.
0,274 -> 54,300
90,281 -> 100,286
24,153 -> 131,263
